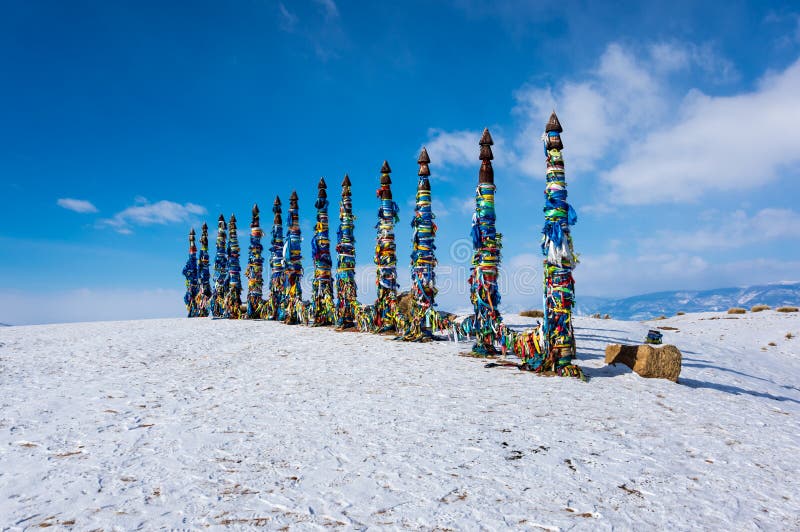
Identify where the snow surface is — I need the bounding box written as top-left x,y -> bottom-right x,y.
1,311 -> 799,530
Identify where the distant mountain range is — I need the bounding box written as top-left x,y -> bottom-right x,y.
574,281 -> 800,321
2,284 -> 797,326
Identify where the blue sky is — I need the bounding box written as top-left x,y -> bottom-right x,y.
2,0 -> 800,324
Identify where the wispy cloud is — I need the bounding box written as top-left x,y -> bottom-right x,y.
57,198 -> 98,214
602,58 -> 800,204
764,10 -> 800,47
277,0 -> 346,61
639,208 -> 800,252
450,0 -> 556,38
314,0 -> 339,19
432,198 -> 451,218
512,41 -> 735,176
427,41 -> 799,207
424,129 -> 476,168
458,196 -> 475,214
561,206 -> 800,297
424,128 -> 514,169
513,42 -> 799,206
100,198 -> 206,234
278,2 -> 298,32
648,41 -> 739,82
573,251 -> 800,298
430,41 -> 679,176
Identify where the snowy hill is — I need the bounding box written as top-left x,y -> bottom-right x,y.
1,311 -> 799,529
576,281 -> 800,320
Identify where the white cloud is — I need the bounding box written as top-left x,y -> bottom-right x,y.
423,128 -> 514,169
513,43 -> 676,176
100,198 -> 206,234
433,42 -> 688,177
574,251 -> 708,297
514,82 -> 608,174
57,198 -> 98,214
604,58 -> 800,204
516,43 -> 797,205
424,129 -> 481,168
640,208 -> 800,252
574,251 -> 800,298
429,41 -> 785,208
565,207 -> 800,297
417,42 -> 800,303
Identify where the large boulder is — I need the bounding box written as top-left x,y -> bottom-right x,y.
605,344 -> 682,382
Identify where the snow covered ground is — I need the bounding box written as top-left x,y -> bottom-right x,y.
1,310 -> 799,530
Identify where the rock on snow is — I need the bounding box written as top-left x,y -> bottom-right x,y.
1,311 -> 799,529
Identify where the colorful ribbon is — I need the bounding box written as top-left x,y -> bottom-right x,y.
527,112 -> 582,378
196,223 -> 212,317
371,161 -> 400,333
335,174 -> 359,329
468,130 -> 503,355
245,204 -> 265,318
311,178 -> 335,325
266,196 -> 286,320
181,228 -> 200,317
283,191 -> 306,324
210,215 -> 228,317
224,214 -> 242,319
402,147 -> 439,341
